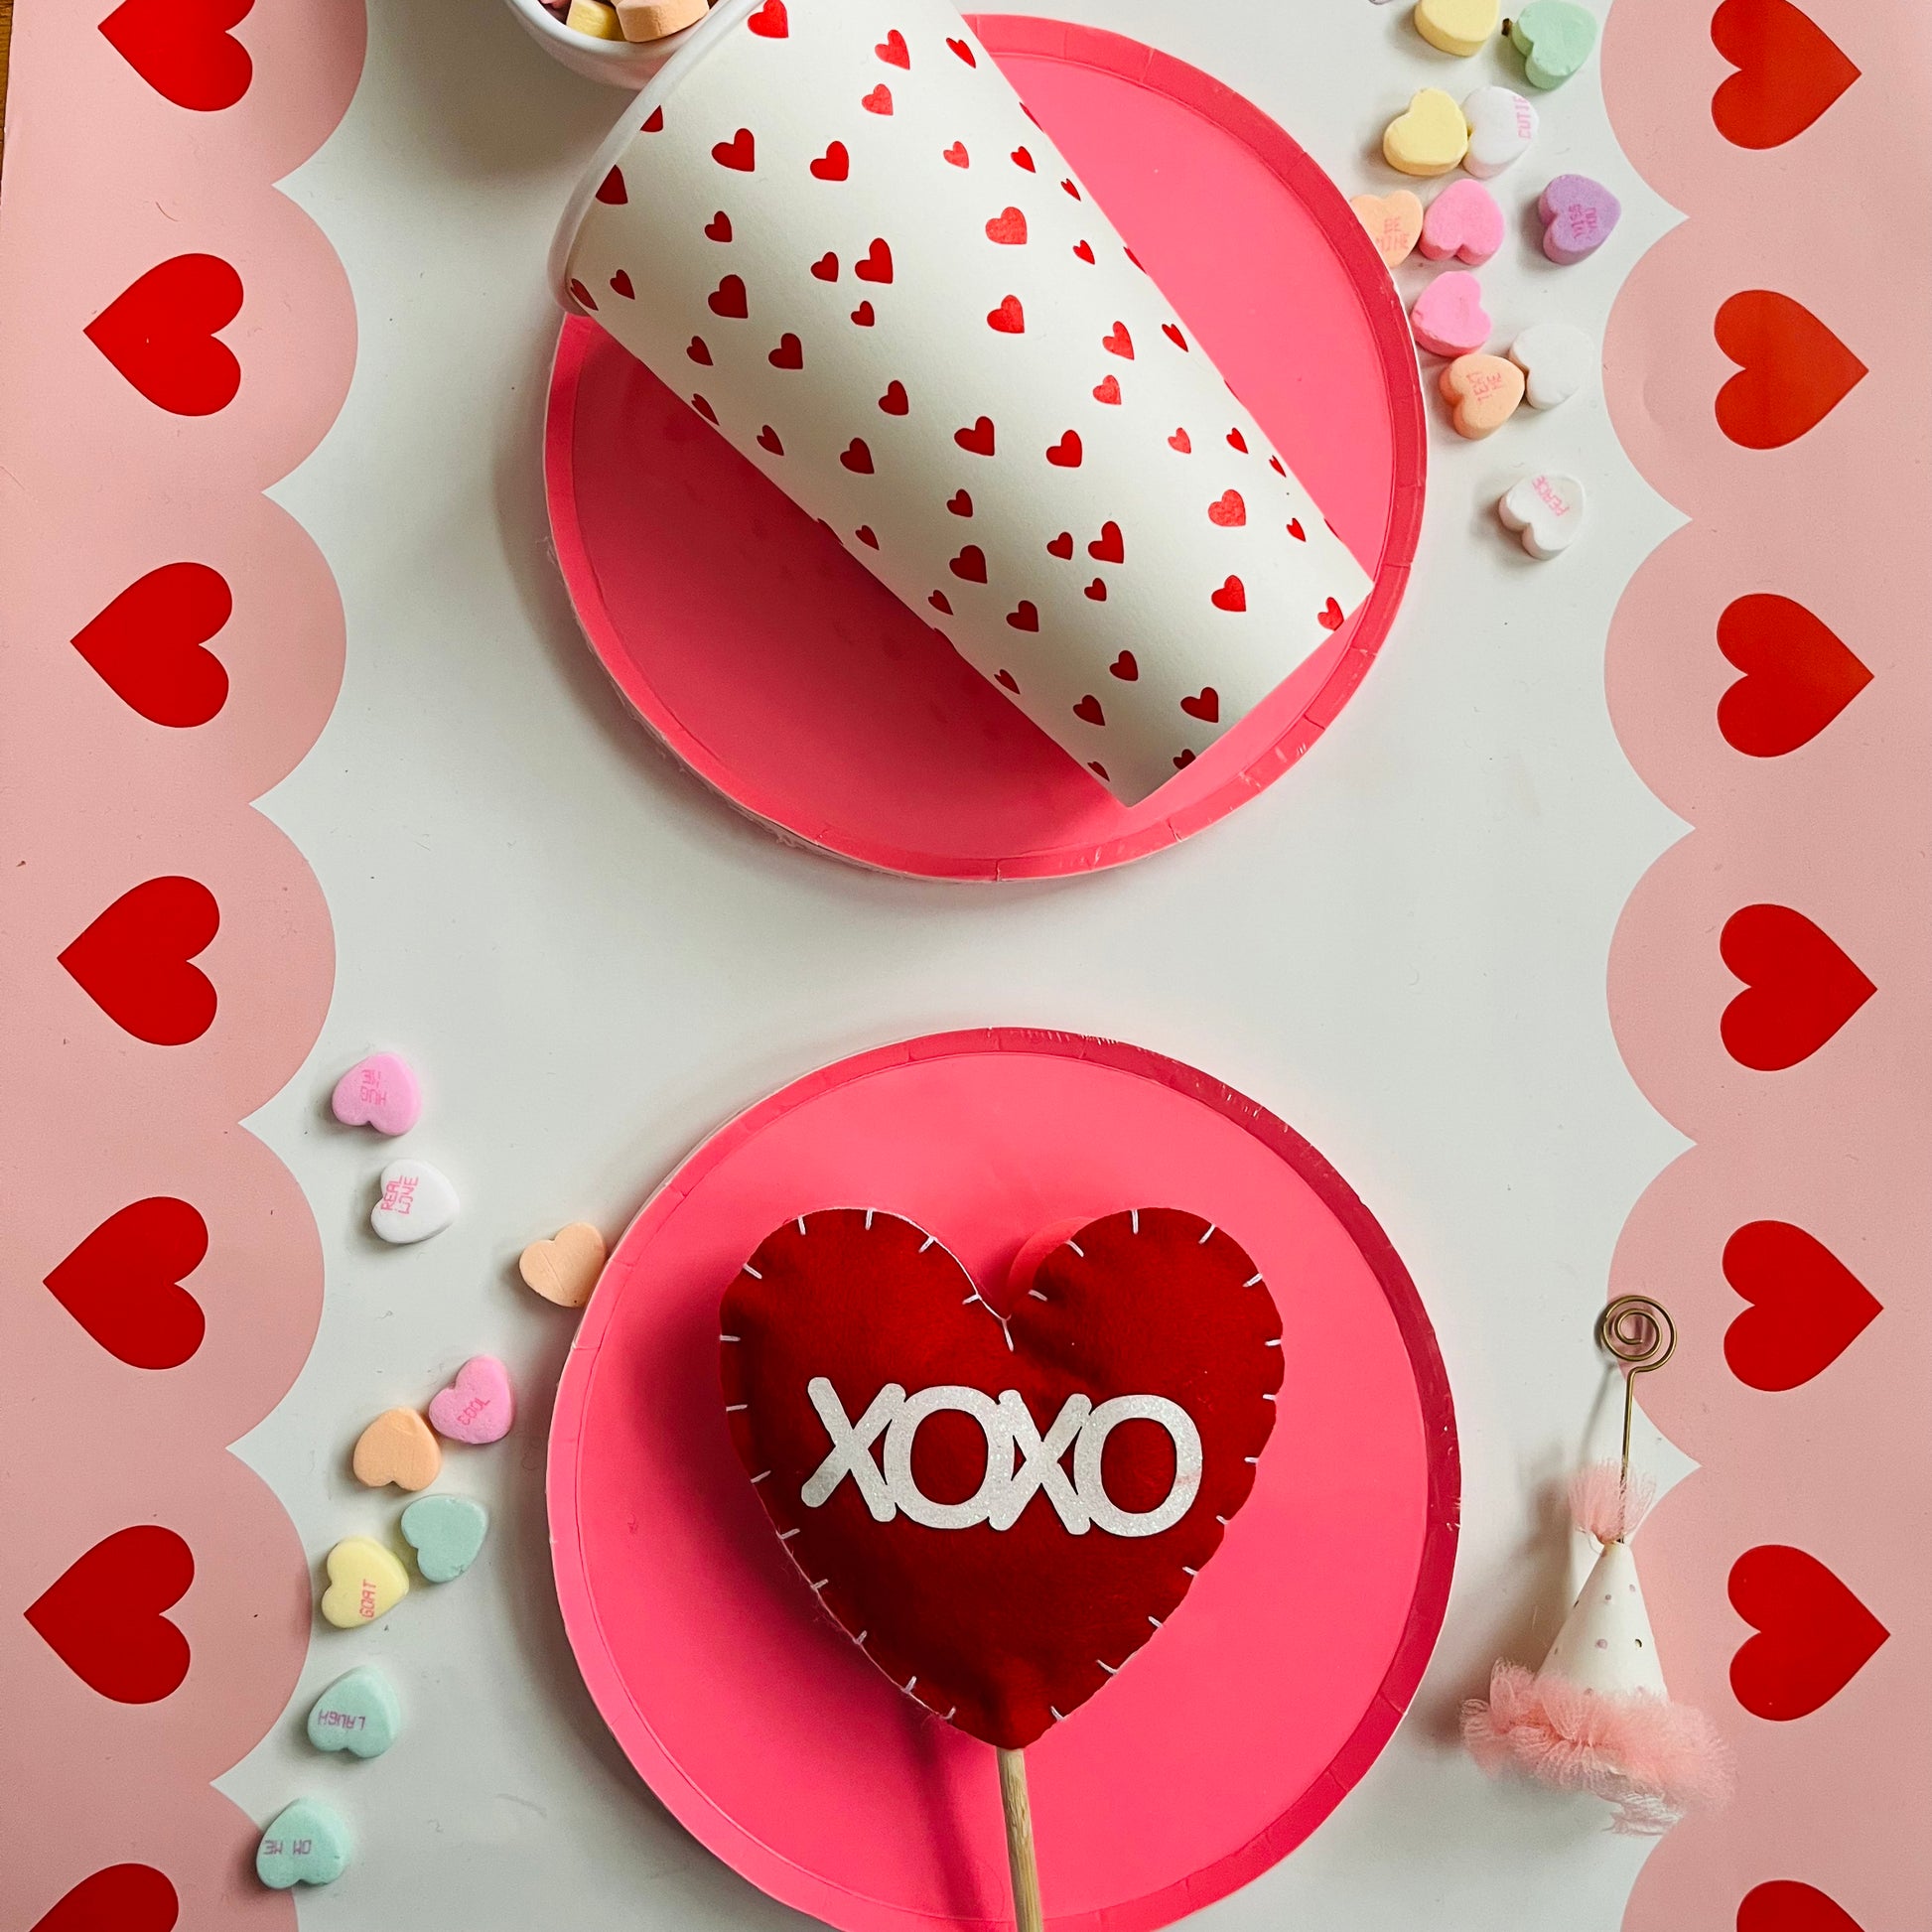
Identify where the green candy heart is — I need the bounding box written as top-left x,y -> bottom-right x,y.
256,1797 -> 351,1888
306,1664 -> 401,1758
400,1492 -> 489,1583
1509,0 -> 1598,88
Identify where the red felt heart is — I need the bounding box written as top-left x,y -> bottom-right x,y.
70,562 -> 231,728
768,333 -> 804,370
1110,651 -> 1138,680
99,0 -> 251,110
1317,597 -> 1345,630
610,270 -> 635,299
985,207 -> 1028,246
1715,292 -> 1865,450
26,1526 -> 194,1703
1073,694 -> 1105,726
949,545 -> 988,584
1088,520 -> 1124,564
59,877 -> 219,1045
1207,490 -> 1245,528
863,83 -> 895,116
747,0 -> 787,37
707,210 -> 734,242
1712,0 -> 1858,149
1729,1545 -> 1886,1720
1737,1879 -> 1867,1932
875,28 -> 910,67
31,1864 -> 179,1932
85,255 -> 242,416
855,239 -> 895,285
948,490 -> 973,517
1092,375 -> 1121,405
1720,904 -> 1873,1071
44,1197 -> 208,1370
1717,594 -> 1869,757
721,1210 -> 1278,1747
1211,576 -> 1246,613
955,416 -> 995,455
1007,602 -> 1040,632
713,128 -> 757,172
1102,323 -> 1134,360
1723,1221 -> 1879,1392
987,295 -> 1026,335
879,381 -> 909,416
811,142 -> 850,181
1046,430 -> 1083,468
708,275 -> 749,320
1169,428 -> 1191,453
596,166 -> 627,206
1180,687 -> 1220,724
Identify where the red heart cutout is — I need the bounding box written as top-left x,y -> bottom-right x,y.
1046,430 -> 1083,468
1061,178 -> 1081,200
1163,323 -> 1188,351
1011,146 -> 1035,171
947,36 -> 977,67
878,380 -> 908,416
1712,0 -> 1858,149
1110,651 -> 1138,680
1737,1879 -> 1867,1932
708,275 -> 749,320
1212,576 -> 1246,613
988,295 -> 1026,335
1180,687 -> 1220,724
1720,903 -> 1873,1071
1287,517 -> 1305,540
31,1864 -> 179,1932
1317,597 -> 1345,631
944,142 -> 970,168
1715,291 -> 1865,449
26,1525 -> 194,1702
1007,601 -> 1040,632
642,106 -> 664,132
1084,578 -> 1107,602
995,668 -> 1018,690
855,527 -> 880,549
840,439 -> 875,475
929,591 -> 953,615
70,562 -> 231,728
1169,428 -> 1191,453
713,128 -> 757,172
855,239 -> 895,285
811,142 -> 850,181
1723,1220 -> 1879,1392
691,394 -> 717,422
99,0 -> 251,110
569,278 -> 599,313
1092,375 -> 1121,405
810,251 -> 838,281
1073,694 -> 1105,726
60,877 -> 219,1045
1717,594 -> 1870,757
747,0 -> 788,37
758,425 -> 784,455
768,333 -> 804,370
851,302 -> 876,328
1046,531 -> 1073,559
721,1209 -> 1279,1745
948,490 -> 973,517
1102,323 -> 1134,360
85,254 -> 242,416
985,207 -> 1028,246
1270,456 -> 1286,476
596,166 -> 627,206
1226,428 -> 1249,453
1173,750 -> 1195,769
687,337 -> 712,365
44,1197 -> 208,1370
707,210 -> 734,242
1074,240 -> 1095,263
863,84 -> 895,115
1089,520 -> 1124,565
876,28 -> 910,67
1207,489 -> 1245,528
955,416 -> 995,455
949,545 -> 988,584
610,270 -> 635,299
1729,1544 -> 1886,1720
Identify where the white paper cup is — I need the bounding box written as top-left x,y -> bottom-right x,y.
503,0 -> 705,88
552,0 -> 1372,803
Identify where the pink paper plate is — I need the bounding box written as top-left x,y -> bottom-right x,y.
549,1031 -> 1457,1932
544,18 -> 1425,880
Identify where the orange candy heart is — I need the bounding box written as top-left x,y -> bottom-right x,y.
519,1223 -> 608,1309
1439,353 -> 1525,439
350,1408 -> 442,1491
1349,191 -> 1424,269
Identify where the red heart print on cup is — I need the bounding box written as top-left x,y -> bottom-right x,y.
863,84 -> 895,115
1045,431 -> 1082,468
854,239 -> 894,284
987,295 -> 1025,334
1207,490 -> 1245,528
1736,1879 -> 1868,1932
810,141 -> 849,181
1211,576 -> 1246,613
85,254 -> 242,416
706,211 -> 734,242
1092,376 -> 1121,404
875,28 -> 909,67
1073,694 -> 1105,726
879,381 -> 908,415
1007,602 -> 1039,631
712,128 -> 758,172
26,1526 -> 194,1703
1728,1545 -> 1887,1719
1711,0 -> 1859,149
709,275 -> 749,319
955,416 -> 995,455
1719,904 -> 1873,1070
1717,593 -> 1870,757
840,439 -> 874,474
1102,323 -> 1134,359
98,0 -> 252,111
768,334 -> 804,370
70,562 -> 231,728
985,207 -> 1028,245
29,1863 -> 180,1932
43,1197 -> 208,1370
747,0 -> 787,37
720,1208 -> 1279,1746
59,876 -> 219,1045
949,546 -> 988,583
1088,521 -> 1124,564
1180,687 -> 1220,723
1723,1220 -> 1879,1392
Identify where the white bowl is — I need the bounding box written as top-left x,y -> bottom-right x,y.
500,0 -> 709,88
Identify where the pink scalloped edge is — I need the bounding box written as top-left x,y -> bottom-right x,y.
1600,4 -> 1927,1928
0,2 -> 363,1923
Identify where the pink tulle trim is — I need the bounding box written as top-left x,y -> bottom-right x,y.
1569,1459 -> 1655,1544
1462,1661 -> 1732,1835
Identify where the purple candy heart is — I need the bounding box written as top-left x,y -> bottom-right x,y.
1540,174 -> 1621,265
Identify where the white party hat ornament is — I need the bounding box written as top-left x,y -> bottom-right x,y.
1462,1298 -> 1731,1834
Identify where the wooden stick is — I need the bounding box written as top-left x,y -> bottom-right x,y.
997,1746 -> 1044,1932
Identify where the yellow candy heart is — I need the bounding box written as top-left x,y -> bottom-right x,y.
1350,191 -> 1425,269
321,1536 -> 410,1629
1440,353 -> 1526,439
1415,0 -> 1499,59
1383,88 -> 1470,178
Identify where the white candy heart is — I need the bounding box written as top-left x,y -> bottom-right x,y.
370,1159 -> 460,1244
1508,323 -> 1595,409
1461,86 -> 1539,179
1499,473 -> 1587,559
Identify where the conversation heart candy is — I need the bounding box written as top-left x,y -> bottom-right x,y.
1420,179 -> 1504,264
256,1798 -> 351,1888
518,1221 -> 608,1308
1410,270 -> 1491,356
320,1535 -> 410,1628
306,1665 -> 401,1757
1350,190 -> 1425,269
1415,0 -> 1498,58
401,1493 -> 490,1583
1461,85 -> 1538,178
1509,322 -> 1595,408
351,1407 -> 442,1491
369,1159 -> 458,1244
1540,173 -> 1621,263
1383,87 -> 1469,177
1499,471 -> 1587,558
330,1052 -> 420,1135
1440,353 -> 1526,438
1508,0 -> 1597,88
427,1356 -> 513,1446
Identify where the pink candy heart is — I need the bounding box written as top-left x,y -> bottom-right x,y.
1540,174 -> 1621,265
332,1052 -> 420,1136
428,1356 -> 514,1445
1420,180 -> 1504,266
1410,271 -> 1491,357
